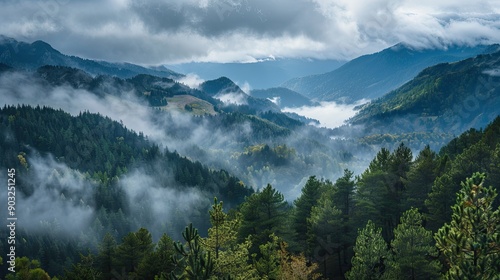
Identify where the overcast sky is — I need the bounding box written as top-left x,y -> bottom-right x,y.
0,0 -> 499,64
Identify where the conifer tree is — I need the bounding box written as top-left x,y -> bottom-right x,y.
435,173 -> 500,279
170,223 -> 214,280
98,233 -> 117,279
204,198 -> 259,279
293,176 -> 329,255
307,190 -> 343,276
137,233 -> 175,280
346,220 -> 388,280
332,169 -> 356,265
385,208 -> 441,279
253,234 -> 281,279
239,184 -> 290,253
403,145 -> 439,212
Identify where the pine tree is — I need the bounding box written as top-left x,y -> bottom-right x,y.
307,190 -> 343,277
293,176 -> 329,255
97,233 -> 117,280
435,172 -> 500,279
136,233 -> 176,280
209,197 -> 226,259
62,254 -> 101,280
354,144 -> 412,241
170,223 -> 214,280
385,208 -> 441,279
253,234 -> 281,279
115,228 -> 154,276
403,145 -> 439,212
5,257 -> 51,280
426,142 -> 492,231
239,184 -> 290,253
203,198 -> 259,279
332,169 -> 356,266
346,220 -> 388,280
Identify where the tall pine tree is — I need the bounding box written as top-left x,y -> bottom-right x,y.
346,220 -> 388,280
385,208 -> 441,279
435,173 -> 500,279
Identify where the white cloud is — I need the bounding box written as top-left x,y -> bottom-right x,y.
177,73 -> 205,88
214,92 -> 248,105
283,100 -> 369,129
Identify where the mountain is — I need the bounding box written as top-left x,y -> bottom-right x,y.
348,50 -> 500,136
282,43 -> 496,103
166,58 -> 345,89
250,87 -> 315,109
199,76 -> 245,96
200,77 -> 280,113
0,35 -> 181,78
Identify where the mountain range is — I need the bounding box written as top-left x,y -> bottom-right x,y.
348,50 -> 500,136
0,35 -> 181,79
282,43 -> 499,103
166,58 -> 345,90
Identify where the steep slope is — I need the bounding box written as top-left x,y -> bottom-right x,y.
0,35 -> 181,78
250,87 -> 315,108
282,43 -> 496,103
349,50 -> 500,135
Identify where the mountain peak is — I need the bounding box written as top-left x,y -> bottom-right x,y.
200,76 -> 244,96
31,40 -> 56,50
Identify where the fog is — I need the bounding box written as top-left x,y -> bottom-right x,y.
0,70 -> 377,210
9,155 -> 95,237
283,100 -> 369,128
119,168 -> 211,240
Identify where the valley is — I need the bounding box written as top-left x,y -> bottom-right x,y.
0,30 -> 499,279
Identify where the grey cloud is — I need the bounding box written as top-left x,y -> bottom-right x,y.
1,0 -> 499,64
129,0 -> 324,38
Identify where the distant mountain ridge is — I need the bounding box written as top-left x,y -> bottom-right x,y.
0,35 -> 181,79
348,50 -> 500,135
282,43 -> 498,103
167,58 -> 345,89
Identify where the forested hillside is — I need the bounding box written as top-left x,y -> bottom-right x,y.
350,50 -> 500,135
282,43 -> 496,103
3,109 -> 498,279
0,105 -> 253,278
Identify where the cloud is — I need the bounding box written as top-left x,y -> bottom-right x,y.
12,154 -> 95,236
120,168 -> 210,239
283,100 -> 369,129
484,68 -> 500,76
176,73 -> 205,88
0,0 -> 498,64
0,71 -> 167,141
238,81 -> 251,94
214,92 -> 248,105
